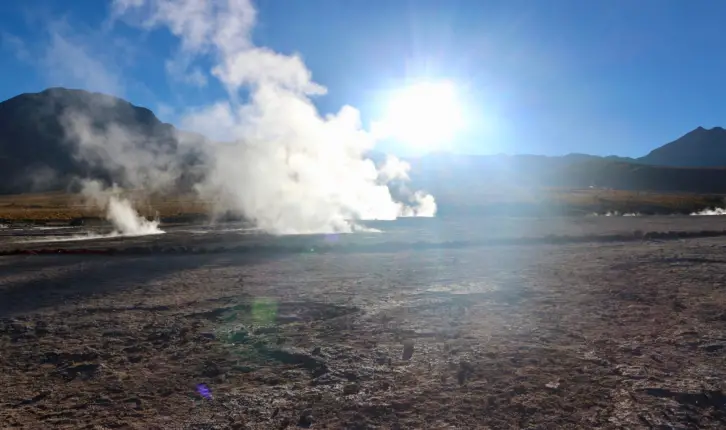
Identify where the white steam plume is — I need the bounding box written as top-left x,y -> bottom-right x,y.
595,211 -> 641,217
112,0 -> 437,234
106,197 -> 164,235
81,180 -> 164,236
691,207 -> 726,216
61,94 -> 193,193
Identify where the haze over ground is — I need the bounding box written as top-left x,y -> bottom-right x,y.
3,0 -> 726,157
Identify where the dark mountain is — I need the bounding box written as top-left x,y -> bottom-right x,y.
638,126 -> 726,167
0,87 -> 205,194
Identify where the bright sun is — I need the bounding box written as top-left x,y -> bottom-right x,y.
374,80 -> 464,149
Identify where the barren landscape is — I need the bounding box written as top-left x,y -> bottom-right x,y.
2,216 -> 726,429
6,0 -> 726,428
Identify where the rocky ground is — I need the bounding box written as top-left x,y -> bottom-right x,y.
2,217 -> 726,428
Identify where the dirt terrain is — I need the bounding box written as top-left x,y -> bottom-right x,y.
2,216 -> 726,429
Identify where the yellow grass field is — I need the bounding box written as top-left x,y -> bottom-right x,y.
0,188 -> 722,222
548,188 -> 723,213
0,191 -> 211,222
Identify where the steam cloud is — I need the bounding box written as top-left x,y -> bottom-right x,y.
61,0 -> 437,235
82,180 -> 164,236
591,211 -> 641,217
107,197 -> 164,235
691,208 -> 726,216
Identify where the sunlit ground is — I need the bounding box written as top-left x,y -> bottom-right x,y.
3,215 -> 726,427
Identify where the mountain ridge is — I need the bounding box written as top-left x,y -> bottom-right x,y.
638,126 -> 726,167
0,87 -> 207,194
2,88 -> 726,196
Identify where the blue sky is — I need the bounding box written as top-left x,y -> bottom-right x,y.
2,0 -> 726,157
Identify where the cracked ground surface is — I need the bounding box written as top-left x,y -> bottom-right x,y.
2,217 -> 726,428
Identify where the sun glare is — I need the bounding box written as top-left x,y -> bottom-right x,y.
375,80 -> 465,149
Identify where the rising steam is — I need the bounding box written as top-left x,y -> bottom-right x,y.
64,0 -> 437,235
82,180 -> 164,236
106,197 -> 163,236
691,207 -> 726,216
24,184 -> 163,243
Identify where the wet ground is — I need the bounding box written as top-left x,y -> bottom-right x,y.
2,216 -> 726,428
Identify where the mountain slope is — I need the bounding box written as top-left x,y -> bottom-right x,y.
638,126 -> 726,167
0,88 -> 203,194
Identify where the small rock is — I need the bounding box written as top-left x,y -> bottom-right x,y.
61,363 -> 100,381
9,321 -> 28,333
545,381 -> 560,389
343,383 -> 360,395
457,361 -> 474,385
95,395 -> 113,405
200,361 -> 221,377
702,343 -> 725,352
34,321 -> 49,336
297,409 -> 314,428
342,370 -> 359,381
310,373 -> 343,386
457,368 -> 467,385
374,353 -> 388,365
311,346 -> 322,356
125,396 -> 143,410
233,364 -> 257,373
199,332 -> 216,340
263,375 -> 282,386
402,340 -> 414,361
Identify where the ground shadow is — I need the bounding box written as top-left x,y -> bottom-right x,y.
642,388 -> 726,410
0,253 -> 284,317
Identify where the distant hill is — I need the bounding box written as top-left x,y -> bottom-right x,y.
3,87 -> 726,197
638,126 -> 726,167
399,126 -> 726,198
0,88 -> 205,194
407,153 -> 726,199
